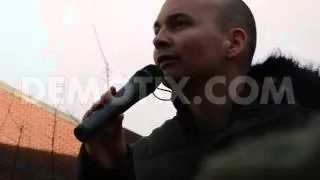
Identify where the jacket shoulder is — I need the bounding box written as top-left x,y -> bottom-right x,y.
131,116 -> 188,159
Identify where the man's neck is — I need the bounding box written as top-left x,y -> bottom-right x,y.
178,77 -> 234,131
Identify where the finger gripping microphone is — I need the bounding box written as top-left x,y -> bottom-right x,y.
74,64 -> 163,142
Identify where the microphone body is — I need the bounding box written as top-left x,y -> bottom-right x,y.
74,65 -> 163,142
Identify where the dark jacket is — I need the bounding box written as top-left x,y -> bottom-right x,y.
77,53 -> 320,180
194,114 -> 320,180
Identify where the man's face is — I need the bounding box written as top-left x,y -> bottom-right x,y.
153,0 -> 226,80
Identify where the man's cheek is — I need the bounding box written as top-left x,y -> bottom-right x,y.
182,44 -> 207,67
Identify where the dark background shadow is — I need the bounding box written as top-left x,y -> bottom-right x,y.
0,143 -> 78,180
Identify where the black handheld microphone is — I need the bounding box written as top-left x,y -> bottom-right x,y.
74,64 -> 163,142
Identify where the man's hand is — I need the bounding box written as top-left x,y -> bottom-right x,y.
82,86 -> 127,169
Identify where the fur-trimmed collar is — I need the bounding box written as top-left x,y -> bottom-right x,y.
173,53 -> 320,115
248,53 -> 320,110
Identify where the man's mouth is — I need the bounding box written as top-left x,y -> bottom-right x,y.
157,55 -> 180,68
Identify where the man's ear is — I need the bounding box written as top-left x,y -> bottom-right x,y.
224,28 -> 248,59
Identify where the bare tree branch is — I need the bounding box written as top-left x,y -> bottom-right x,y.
11,125 -> 24,180
49,98 -> 64,180
0,98 -> 21,144
10,118 -> 21,131
51,108 -> 58,180
0,98 -> 14,132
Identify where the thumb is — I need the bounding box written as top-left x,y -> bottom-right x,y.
110,86 -> 117,96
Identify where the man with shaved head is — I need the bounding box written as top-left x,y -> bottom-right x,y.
77,0 -> 320,179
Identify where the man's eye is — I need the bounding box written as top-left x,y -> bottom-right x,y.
174,21 -> 188,27
173,20 -> 189,29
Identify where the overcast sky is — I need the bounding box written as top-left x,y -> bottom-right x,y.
1,0 -> 319,136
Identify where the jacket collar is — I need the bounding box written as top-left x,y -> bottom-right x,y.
172,52 -> 320,133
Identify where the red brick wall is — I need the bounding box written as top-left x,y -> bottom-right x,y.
0,88 -> 81,179
0,83 -> 142,180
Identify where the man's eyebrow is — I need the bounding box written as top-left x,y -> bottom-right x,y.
168,12 -> 193,20
153,12 -> 193,29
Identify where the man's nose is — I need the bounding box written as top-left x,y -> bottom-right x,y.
153,29 -> 172,50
